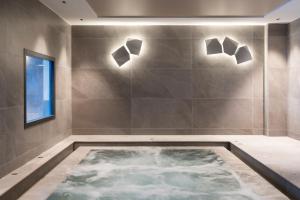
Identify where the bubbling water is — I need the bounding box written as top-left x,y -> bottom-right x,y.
47,148 -> 260,200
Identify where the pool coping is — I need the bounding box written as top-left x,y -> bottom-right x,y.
0,135 -> 299,200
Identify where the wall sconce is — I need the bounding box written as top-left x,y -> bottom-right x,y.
235,46 -> 252,64
223,37 -> 238,56
112,38 -> 143,67
126,38 -> 143,55
205,37 -> 252,64
112,46 -> 130,67
205,38 -> 223,55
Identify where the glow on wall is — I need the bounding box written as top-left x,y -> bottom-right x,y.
112,38 -> 143,67
205,37 -> 252,64
24,49 -> 55,126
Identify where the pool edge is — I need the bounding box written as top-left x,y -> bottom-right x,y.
0,141 -> 299,200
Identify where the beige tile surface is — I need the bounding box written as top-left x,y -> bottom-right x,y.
0,0 -> 72,178
72,26 -> 264,135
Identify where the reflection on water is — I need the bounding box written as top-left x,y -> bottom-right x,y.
47,148 -> 259,200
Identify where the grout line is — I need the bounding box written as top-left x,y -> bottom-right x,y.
191,41 -> 194,130
251,59 -> 255,134
130,58 -> 133,133
264,25 -> 269,136
0,105 -> 21,110
71,128 -> 256,130
72,97 -> 255,101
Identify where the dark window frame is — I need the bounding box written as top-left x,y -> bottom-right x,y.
24,49 -> 56,128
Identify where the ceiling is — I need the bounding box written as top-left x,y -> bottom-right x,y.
39,0 -> 300,25
86,0 -> 288,18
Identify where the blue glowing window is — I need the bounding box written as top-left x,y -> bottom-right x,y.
24,50 -> 55,126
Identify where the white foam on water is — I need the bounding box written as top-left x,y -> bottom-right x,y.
47,147 -> 261,200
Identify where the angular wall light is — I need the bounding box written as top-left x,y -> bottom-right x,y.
126,38 -> 143,55
204,37 -> 253,65
112,46 -> 130,67
235,46 -> 252,64
223,37 -> 238,56
112,38 -> 143,67
205,38 -> 223,55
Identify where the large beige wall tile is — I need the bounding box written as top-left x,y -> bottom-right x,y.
132,99 -> 192,128
132,69 -> 192,98
73,99 -> 131,129
193,99 -> 252,129
0,0 -> 72,177
72,68 -> 131,100
72,25 -> 264,135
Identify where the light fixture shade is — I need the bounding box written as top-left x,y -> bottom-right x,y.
235,46 -> 252,64
223,37 -> 238,56
112,46 -> 130,66
205,38 -> 223,55
126,38 -> 143,55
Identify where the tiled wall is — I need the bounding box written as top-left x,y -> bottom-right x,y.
267,21 -> 300,140
288,19 -> 300,140
0,0 -> 72,177
72,26 -> 264,135
267,24 -> 288,136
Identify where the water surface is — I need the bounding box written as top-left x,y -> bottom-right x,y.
47,148 -> 259,200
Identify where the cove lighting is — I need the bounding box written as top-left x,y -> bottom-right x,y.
75,18 -> 268,26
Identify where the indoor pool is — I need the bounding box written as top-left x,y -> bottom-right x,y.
46,148 -> 260,200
